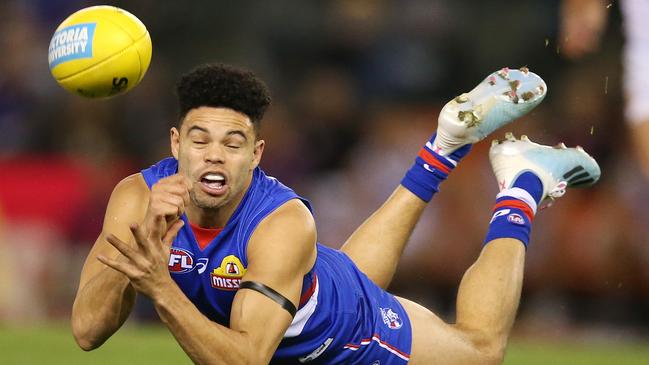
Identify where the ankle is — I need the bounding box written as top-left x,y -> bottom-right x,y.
400,133 -> 471,202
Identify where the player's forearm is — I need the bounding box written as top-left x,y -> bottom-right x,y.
454,239 -> 525,353
71,267 -> 136,350
153,282 -> 264,365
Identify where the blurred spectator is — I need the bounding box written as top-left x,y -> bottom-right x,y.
560,0 -> 649,179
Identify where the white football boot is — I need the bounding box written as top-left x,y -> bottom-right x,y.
490,133 -> 601,206
433,67 -> 547,155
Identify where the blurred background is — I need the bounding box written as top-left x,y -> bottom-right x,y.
1,0 -> 648,363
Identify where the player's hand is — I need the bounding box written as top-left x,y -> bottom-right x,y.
145,174 -> 191,234
97,216 -> 184,299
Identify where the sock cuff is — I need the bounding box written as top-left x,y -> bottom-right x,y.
401,163 -> 440,202
425,141 -> 459,165
496,187 -> 538,214
417,142 -> 456,174
485,204 -> 533,248
401,133 -> 470,203
493,199 -> 535,222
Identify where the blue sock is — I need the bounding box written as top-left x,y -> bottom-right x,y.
400,132 -> 472,202
484,172 -> 543,248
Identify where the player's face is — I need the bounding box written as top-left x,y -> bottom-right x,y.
171,107 -> 264,212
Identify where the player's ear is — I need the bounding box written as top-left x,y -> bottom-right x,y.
171,127 -> 180,159
252,139 -> 265,169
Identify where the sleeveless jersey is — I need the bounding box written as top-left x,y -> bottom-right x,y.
142,158 -> 412,364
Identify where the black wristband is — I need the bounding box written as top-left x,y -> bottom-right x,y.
239,281 -> 297,317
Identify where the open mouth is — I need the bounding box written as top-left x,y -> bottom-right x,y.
200,172 -> 227,196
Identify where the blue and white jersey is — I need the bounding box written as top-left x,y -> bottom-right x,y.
142,158 -> 412,364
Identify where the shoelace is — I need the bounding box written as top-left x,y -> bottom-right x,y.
548,181 -> 568,199
539,181 -> 568,210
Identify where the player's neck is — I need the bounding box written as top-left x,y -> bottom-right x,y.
185,207 -> 226,228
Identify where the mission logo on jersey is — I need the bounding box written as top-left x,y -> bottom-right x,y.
210,255 -> 247,290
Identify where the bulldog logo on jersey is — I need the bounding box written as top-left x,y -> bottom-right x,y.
210,255 -> 247,291
380,307 -> 403,330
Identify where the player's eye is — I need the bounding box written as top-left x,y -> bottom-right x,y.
224,137 -> 244,149
192,140 -> 207,145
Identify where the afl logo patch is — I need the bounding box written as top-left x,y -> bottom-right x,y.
211,255 -> 247,291
168,247 -> 195,273
507,213 -> 525,225
168,247 -> 209,274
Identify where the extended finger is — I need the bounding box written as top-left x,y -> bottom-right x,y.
158,195 -> 186,216
148,201 -> 183,221
156,175 -> 190,191
129,223 -> 152,252
162,219 -> 185,247
97,255 -> 139,279
181,176 -> 191,205
162,175 -> 191,205
105,233 -> 136,259
146,215 -> 167,241
153,183 -> 189,197
180,188 -> 190,210
164,173 -> 188,183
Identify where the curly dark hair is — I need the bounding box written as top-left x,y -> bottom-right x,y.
176,63 -> 272,132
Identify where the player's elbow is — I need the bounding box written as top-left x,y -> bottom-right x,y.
74,335 -> 100,352
473,336 -> 507,365
459,327 -> 507,365
236,344 -> 271,365
234,335 -> 274,365
477,348 -> 506,365
71,313 -> 106,351
72,328 -> 100,351
72,321 -> 101,351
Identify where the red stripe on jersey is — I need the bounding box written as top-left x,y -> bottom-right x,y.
372,333 -> 411,359
299,274 -> 318,308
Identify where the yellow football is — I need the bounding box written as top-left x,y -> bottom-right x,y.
48,5 -> 152,98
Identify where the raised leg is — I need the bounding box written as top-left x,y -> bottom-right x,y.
341,68 -> 547,288
401,238 -> 525,365
400,135 -> 600,364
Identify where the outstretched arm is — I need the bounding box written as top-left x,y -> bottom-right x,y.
100,196 -> 317,364
71,174 -> 148,350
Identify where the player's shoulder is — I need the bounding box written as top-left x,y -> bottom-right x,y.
101,173 -> 150,230
113,172 -> 150,197
249,198 -> 317,272
107,172 -> 150,210
250,199 -> 315,244
262,199 -> 315,230
253,199 -> 316,247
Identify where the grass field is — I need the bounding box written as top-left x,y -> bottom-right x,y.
1,324 -> 648,364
